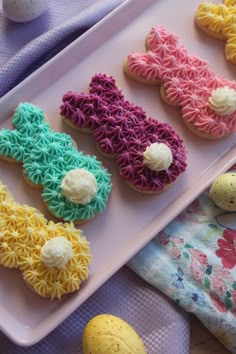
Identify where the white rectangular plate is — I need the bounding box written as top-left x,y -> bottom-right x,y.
0,0 -> 235,346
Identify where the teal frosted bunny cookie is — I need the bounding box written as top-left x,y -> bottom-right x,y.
0,102 -> 112,223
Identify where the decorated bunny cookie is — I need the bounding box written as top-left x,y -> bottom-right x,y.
0,102 -> 112,223
60,73 -> 187,194
0,181 -> 91,299
124,25 -> 236,139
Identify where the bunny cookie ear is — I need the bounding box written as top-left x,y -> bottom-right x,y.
146,25 -> 179,51
61,73 -> 125,132
0,182 -> 14,202
13,102 -> 45,128
124,51 -> 163,85
89,73 -> 124,103
124,25 -> 182,86
61,92 -> 104,132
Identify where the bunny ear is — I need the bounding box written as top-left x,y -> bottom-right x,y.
225,36 -> 236,64
12,102 -> 45,128
124,51 -> 162,84
61,91 -> 108,131
0,182 -> 14,202
125,27 -> 182,85
216,213 -> 236,230
89,73 -> 124,103
146,25 -> 179,51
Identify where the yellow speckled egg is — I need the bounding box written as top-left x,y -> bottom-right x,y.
209,172 -> 236,211
82,314 -> 147,354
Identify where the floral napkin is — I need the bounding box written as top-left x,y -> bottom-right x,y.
129,164 -> 236,353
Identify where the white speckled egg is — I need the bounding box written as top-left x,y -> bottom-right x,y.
209,172 -> 236,211
82,314 -> 147,354
2,0 -> 50,23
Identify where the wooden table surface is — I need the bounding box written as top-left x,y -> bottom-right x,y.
190,315 -> 231,354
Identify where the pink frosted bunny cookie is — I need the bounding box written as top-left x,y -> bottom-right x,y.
124,25 -> 236,140
60,73 -> 187,194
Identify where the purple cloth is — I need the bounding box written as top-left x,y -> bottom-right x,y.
0,0 -> 125,97
0,267 -> 190,354
0,1 -> 190,352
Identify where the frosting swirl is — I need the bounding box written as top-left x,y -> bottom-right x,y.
143,142 -> 173,171
209,86 -> 236,115
41,236 -> 73,269
61,168 -> 98,205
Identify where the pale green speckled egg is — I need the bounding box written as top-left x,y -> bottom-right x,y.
209,172 -> 236,211
82,314 -> 147,354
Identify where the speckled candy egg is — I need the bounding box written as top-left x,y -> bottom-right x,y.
82,314 -> 147,354
209,172 -> 236,211
2,0 -> 50,23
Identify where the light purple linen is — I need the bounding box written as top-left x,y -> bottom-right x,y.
0,0 -> 125,97
0,1 -> 190,352
0,267 -> 190,354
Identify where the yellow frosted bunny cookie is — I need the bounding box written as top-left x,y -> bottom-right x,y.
0,182 -> 91,299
